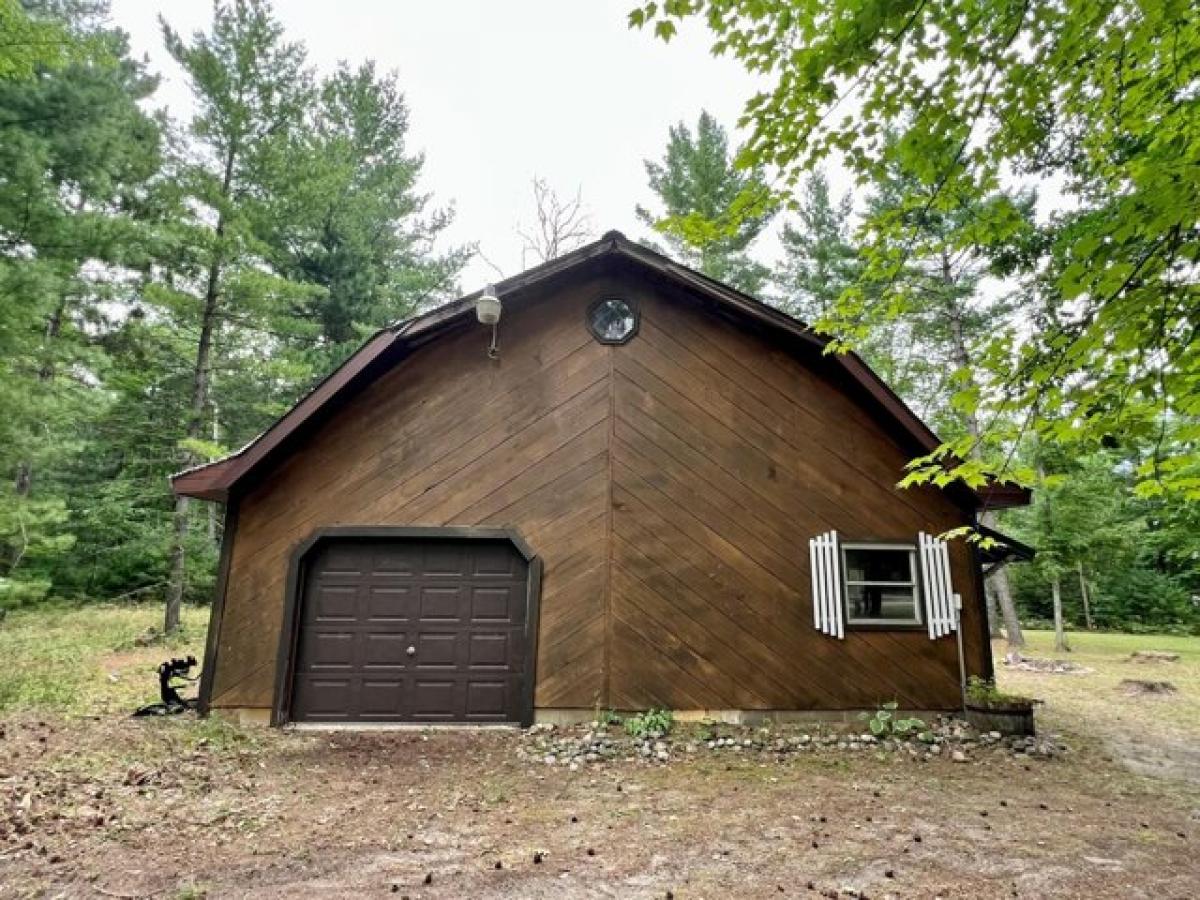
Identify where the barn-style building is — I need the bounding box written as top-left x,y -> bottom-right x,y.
172,231 -> 1030,726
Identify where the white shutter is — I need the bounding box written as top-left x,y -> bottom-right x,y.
919,532 -> 957,639
808,531 -> 845,639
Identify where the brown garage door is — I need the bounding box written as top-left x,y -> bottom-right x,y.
289,536 -> 531,724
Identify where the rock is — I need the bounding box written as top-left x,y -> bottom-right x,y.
1004,654 -> 1090,674
951,750 -> 968,763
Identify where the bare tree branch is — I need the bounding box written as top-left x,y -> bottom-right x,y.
516,177 -> 593,266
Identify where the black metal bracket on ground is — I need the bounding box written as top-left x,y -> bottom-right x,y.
132,655 -> 200,717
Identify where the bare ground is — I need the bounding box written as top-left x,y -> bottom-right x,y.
2,713 -> 1198,900
1,615 -> 1199,899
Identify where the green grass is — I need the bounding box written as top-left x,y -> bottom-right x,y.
996,628 -> 1200,755
1016,628 -> 1200,660
0,603 -> 208,714
1,606 -> 1196,756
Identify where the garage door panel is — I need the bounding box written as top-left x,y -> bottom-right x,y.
466,680 -> 508,718
416,631 -> 461,667
366,586 -> 411,620
307,584 -> 359,621
363,631 -> 410,668
294,676 -> 354,719
291,537 -> 530,724
419,586 -> 463,620
422,543 -> 468,577
471,586 -> 519,622
360,678 -> 407,717
370,546 -> 420,576
301,631 -> 355,669
410,679 -> 457,718
471,543 -> 521,577
469,632 -> 510,668
316,545 -> 366,576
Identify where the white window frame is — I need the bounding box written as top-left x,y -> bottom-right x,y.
840,542 -> 923,627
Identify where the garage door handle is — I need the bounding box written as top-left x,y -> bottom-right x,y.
406,645 -> 416,656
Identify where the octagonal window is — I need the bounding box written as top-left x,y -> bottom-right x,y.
587,297 -> 638,345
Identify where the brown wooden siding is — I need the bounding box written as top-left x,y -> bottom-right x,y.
209,268 -> 985,712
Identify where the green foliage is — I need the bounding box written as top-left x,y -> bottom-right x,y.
0,1 -> 162,604
0,602 -> 206,713
624,707 -> 675,738
0,498 -> 74,607
1002,448 -> 1200,630
593,707 -> 622,727
632,0 -> 1200,502
0,0 -> 81,81
775,171 -> 859,323
966,676 -> 1031,708
859,700 -> 925,738
0,0 -> 468,618
636,110 -> 775,293
264,60 -> 467,369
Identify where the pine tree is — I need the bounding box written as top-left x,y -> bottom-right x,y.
635,110 -> 774,294
776,173 -> 858,322
264,60 -> 468,371
0,1 -> 161,604
158,0 -> 315,632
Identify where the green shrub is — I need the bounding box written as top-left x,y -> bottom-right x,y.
624,708 -> 674,738
860,701 -> 926,738
592,706 -> 622,727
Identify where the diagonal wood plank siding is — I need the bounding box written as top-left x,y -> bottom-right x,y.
211,278 -> 617,710
607,282 -> 981,711
209,265 -> 987,713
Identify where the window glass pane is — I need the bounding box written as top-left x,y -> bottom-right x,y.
846,584 -> 919,623
843,548 -> 912,583
589,298 -> 636,342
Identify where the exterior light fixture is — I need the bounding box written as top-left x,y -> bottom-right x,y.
476,284 -> 502,325
476,284 -> 502,358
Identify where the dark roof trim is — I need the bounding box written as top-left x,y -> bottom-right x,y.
977,525 -> 1037,567
171,231 -> 1031,509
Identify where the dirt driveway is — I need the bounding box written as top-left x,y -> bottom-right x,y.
2,712 -> 1198,900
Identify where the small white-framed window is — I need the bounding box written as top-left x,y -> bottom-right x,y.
840,543 -> 923,627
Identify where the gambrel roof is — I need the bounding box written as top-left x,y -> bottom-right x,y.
172,230 -> 1030,511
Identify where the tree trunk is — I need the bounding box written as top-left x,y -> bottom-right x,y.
990,560 -> 1025,657
1077,560 -> 1093,630
165,147 -> 235,634
13,295 -> 69,498
165,494 -> 188,633
942,271 -> 1026,653
164,254 -> 221,633
207,395 -> 220,543
984,584 -> 1002,638
1051,573 -> 1068,652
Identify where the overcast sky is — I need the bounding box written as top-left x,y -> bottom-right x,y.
107,0 -> 787,292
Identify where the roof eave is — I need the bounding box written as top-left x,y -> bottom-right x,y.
170,231 -> 1016,511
